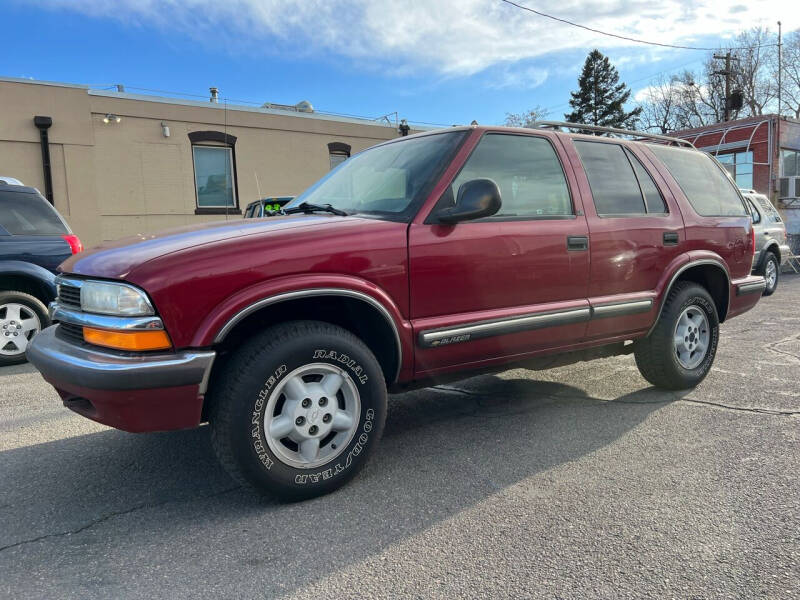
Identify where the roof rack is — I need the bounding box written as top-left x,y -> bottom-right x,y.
532,121 -> 696,149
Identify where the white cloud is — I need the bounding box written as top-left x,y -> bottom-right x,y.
490,65 -> 549,89
35,0 -> 798,80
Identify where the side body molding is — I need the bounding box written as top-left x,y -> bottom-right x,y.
212,288 -> 404,382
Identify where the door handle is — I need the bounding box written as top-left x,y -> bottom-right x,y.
567,235 -> 589,251
663,232 -> 679,246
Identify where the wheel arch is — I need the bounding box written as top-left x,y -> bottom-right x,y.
648,259 -> 730,336
211,289 -> 403,384
0,261 -> 56,305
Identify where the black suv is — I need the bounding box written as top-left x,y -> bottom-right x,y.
0,184 -> 82,365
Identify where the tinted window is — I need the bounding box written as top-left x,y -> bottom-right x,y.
450,134 -> 572,218
625,148 -> 667,214
575,142 -> 645,215
648,145 -> 746,216
0,190 -> 68,235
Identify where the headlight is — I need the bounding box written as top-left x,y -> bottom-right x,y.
80,281 -> 155,316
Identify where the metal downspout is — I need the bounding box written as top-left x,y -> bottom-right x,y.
33,116 -> 54,205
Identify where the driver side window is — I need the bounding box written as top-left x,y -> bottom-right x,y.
450,133 -> 573,219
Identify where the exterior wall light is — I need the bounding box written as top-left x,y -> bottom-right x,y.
161,121 -> 170,137
103,114 -> 122,124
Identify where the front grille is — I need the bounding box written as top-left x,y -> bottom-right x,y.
58,283 -> 81,308
56,322 -> 84,345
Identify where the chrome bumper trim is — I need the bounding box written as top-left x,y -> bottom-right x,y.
50,302 -> 164,331
27,326 -> 215,392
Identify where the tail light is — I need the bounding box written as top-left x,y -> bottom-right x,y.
749,226 -> 756,257
62,234 -> 83,254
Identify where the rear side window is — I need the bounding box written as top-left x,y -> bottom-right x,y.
746,199 -> 761,223
0,191 -> 68,235
450,133 -> 572,218
625,148 -> 667,214
574,141 -> 646,215
755,195 -> 782,223
648,145 -> 746,216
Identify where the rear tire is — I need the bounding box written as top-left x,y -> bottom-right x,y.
0,291 -> 49,367
760,252 -> 779,296
209,320 -> 387,501
634,282 -> 719,390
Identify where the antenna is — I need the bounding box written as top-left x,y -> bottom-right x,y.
255,171 -> 262,201
224,97 -> 229,221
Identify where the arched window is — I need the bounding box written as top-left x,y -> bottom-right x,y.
328,142 -> 351,170
189,131 -> 239,214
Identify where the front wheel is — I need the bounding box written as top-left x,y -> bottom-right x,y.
761,253 -> 779,296
634,282 -> 719,390
209,320 -> 387,501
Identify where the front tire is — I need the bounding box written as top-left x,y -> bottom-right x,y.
634,282 -> 719,390
0,291 -> 49,366
761,252 -> 779,296
209,320 -> 387,501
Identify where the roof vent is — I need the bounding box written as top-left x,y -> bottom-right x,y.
209,87 -> 219,103
295,100 -> 313,113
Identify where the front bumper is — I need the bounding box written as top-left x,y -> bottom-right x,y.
27,326 -> 215,432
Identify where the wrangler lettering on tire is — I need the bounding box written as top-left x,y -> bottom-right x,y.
209,320 -> 387,500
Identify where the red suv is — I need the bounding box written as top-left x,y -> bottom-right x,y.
28,122 -> 765,500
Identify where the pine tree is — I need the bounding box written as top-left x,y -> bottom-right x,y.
565,49 -> 642,129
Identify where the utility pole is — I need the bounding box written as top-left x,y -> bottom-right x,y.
713,51 -> 740,121
778,21 -> 783,119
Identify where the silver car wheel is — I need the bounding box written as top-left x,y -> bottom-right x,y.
673,305 -> 710,370
765,258 -> 777,290
263,362 -> 360,469
0,303 -> 41,357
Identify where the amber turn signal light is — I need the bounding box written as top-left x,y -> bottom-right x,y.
82,327 -> 172,351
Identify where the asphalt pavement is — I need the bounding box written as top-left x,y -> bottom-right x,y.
1,276 -> 798,599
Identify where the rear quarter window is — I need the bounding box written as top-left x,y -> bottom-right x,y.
0,190 -> 69,235
648,145 -> 746,217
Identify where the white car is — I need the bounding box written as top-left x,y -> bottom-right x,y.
0,176 -> 24,186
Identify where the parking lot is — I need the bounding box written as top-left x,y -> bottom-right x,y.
0,277 -> 797,599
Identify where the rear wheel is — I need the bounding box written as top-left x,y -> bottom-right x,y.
761,252 -> 779,296
209,320 -> 387,500
634,282 -> 719,390
0,291 -> 49,366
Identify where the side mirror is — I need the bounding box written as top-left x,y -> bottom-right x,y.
437,178 -> 501,224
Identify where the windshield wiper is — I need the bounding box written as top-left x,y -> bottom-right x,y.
281,202 -> 349,216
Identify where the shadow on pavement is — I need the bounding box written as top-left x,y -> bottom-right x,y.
0,373 -> 682,597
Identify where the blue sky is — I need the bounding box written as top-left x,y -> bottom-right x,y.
3,1 -> 795,127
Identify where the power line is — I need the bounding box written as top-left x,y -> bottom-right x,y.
498,0 -> 778,51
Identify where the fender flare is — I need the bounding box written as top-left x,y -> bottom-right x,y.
193,275 -> 409,382
0,260 -> 57,300
755,240 -> 780,272
646,256 -> 731,337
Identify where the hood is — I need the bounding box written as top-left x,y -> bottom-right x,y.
61,214 -> 360,279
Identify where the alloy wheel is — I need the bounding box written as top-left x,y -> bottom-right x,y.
263,362 -> 361,469
673,305 -> 710,370
0,303 -> 42,357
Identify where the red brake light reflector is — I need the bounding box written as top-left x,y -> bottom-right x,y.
62,234 -> 83,254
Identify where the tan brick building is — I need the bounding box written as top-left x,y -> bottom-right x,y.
0,77 -> 406,248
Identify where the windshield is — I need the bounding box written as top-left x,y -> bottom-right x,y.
286,131 -> 466,220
